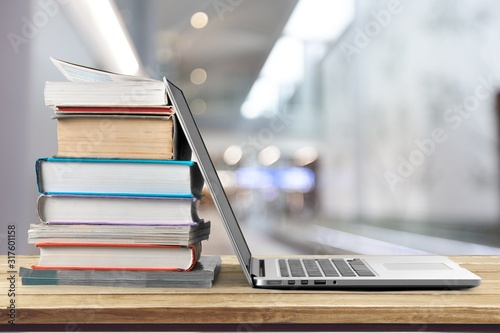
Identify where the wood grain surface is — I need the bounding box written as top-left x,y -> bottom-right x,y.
1,255 -> 499,331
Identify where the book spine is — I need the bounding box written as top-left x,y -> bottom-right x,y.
35,158 -> 46,194
173,115 -> 192,161
190,164 -> 204,198
32,243 -> 199,271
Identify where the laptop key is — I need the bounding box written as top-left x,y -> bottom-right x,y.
288,259 -> 306,277
332,259 -> 357,277
317,259 -> 340,277
349,259 -> 376,277
303,259 -> 323,277
278,259 -> 290,277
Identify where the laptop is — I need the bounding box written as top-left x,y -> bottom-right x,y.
165,80 -> 482,290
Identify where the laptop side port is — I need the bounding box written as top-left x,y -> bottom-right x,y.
267,280 -> 282,285
301,280 -> 308,285
314,280 -> 327,285
288,280 -> 295,285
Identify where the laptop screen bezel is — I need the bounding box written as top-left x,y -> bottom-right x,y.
165,80 -> 254,285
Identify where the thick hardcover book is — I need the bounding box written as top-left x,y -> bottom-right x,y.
32,242 -> 202,271
37,195 -> 201,225
28,221 -> 211,245
20,256 -> 221,288
36,157 -> 204,197
54,114 -> 191,160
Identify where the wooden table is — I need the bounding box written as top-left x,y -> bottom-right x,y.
1,255 -> 500,332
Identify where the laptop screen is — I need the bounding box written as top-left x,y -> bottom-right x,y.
165,80 -> 254,282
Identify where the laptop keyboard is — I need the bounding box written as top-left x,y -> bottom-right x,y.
278,258 -> 375,278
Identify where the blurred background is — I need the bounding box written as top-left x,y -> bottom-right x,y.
2,0 -> 500,256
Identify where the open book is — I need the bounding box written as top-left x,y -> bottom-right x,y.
45,58 -> 169,107
50,57 -> 155,83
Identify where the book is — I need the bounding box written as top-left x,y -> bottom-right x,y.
36,157 -> 204,197
45,58 -> 170,107
54,114 -> 191,160
44,81 -> 169,107
20,256 -> 222,288
50,57 -> 154,83
28,221 -> 211,245
46,58 -> 192,160
55,106 -> 173,115
32,242 -> 202,271
29,58 -> 211,278
37,195 -> 202,225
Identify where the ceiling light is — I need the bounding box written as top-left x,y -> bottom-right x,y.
284,0 -> 355,41
191,12 -> 209,29
190,98 -> 207,115
241,78 -> 279,119
241,37 -> 302,118
86,0 -> 139,75
261,36 -> 304,84
223,145 -> 243,165
241,0 -> 355,119
294,146 -> 319,166
190,68 -> 207,85
258,146 -> 281,166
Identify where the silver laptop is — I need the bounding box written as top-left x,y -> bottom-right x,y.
165,80 -> 482,290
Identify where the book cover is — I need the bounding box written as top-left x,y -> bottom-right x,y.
28,221 -> 211,245
20,256 -> 221,288
53,114 -> 187,160
49,57 -> 156,83
55,106 -> 174,115
32,242 -> 202,271
37,195 -> 202,225
36,157 -> 204,197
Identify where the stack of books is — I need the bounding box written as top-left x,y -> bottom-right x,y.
22,59 -> 219,288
